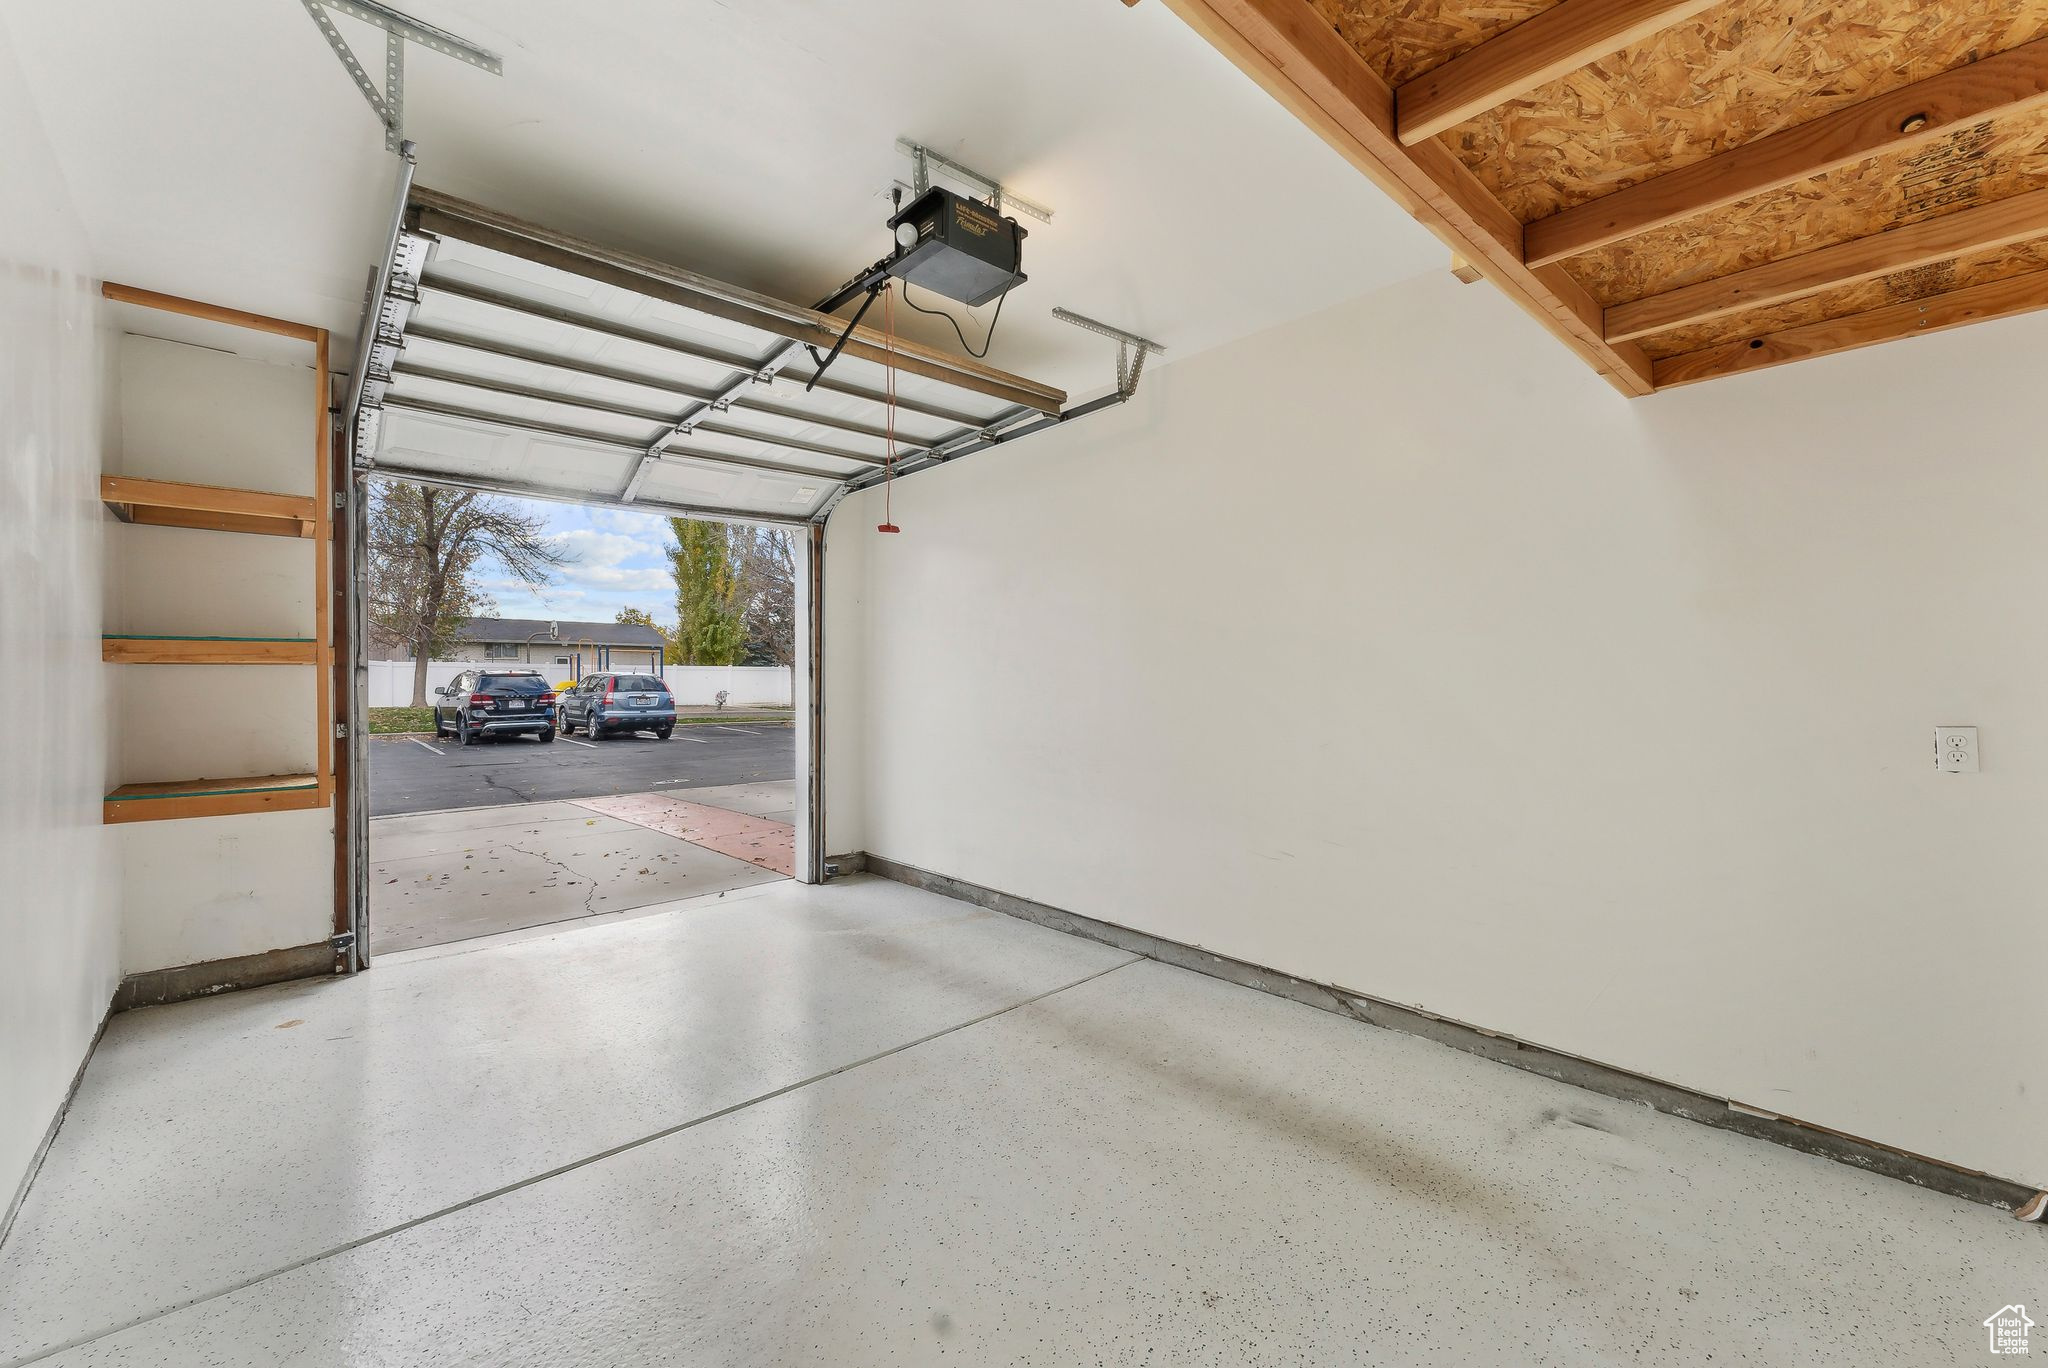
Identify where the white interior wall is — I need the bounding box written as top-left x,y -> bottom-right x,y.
0,17 -> 118,1217
828,271 -> 2048,1189
105,334 -> 333,974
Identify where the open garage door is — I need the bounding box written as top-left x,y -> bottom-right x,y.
337,182 -> 1069,970
352,188 -> 1067,523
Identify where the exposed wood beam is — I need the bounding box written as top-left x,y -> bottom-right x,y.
1396,0 -> 1718,146
1608,188 -> 2048,342
1528,39 -> 2048,267
1650,268 -> 2048,387
101,281 -> 323,342
1161,0 -> 1653,396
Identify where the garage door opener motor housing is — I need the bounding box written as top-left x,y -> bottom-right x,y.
885,186 -> 1027,307
805,185 -> 1029,390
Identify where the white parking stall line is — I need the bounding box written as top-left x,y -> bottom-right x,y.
679,735 -> 710,743
715,726 -> 761,736
407,738 -> 445,756
560,738 -> 599,750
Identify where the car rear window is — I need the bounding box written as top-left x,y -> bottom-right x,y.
617,676 -> 666,692
481,673 -> 550,693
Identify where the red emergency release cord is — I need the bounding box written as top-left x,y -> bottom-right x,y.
878,282 -> 901,534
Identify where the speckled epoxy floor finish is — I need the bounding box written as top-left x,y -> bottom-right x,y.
5,881 -> 2041,1365
0,877 -> 1132,1363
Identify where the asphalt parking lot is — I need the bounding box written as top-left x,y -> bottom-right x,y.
370,723 -> 795,817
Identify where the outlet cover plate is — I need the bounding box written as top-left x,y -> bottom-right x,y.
1935,726 -> 1979,773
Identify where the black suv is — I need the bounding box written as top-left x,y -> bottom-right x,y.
558,673 -> 675,741
432,669 -> 558,745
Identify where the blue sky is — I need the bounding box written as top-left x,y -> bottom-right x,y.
476,497 -> 678,628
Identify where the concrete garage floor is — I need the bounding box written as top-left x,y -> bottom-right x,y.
2,878 -> 2037,1366
369,781 -> 796,953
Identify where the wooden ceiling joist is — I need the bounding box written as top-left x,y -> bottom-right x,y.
1605,187 -> 2048,342
1525,38 -> 2048,268
1395,0 -> 1719,146
1651,267 -> 2048,387
1162,0 -> 1653,395
1159,0 -> 2048,392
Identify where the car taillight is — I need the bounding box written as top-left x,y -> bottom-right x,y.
603,685 -> 615,702
538,692 -> 557,705
470,693 -> 496,710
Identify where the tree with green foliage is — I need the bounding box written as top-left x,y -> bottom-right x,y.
665,518 -> 747,665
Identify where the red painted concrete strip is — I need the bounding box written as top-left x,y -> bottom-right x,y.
570,792 -> 795,877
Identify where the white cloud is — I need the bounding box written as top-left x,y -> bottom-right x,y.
462,497 -> 679,626
546,529 -> 662,569
572,566 -> 674,592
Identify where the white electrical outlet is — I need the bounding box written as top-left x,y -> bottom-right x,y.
1935,726 -> 1979,773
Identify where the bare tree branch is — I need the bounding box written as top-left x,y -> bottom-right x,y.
367,481 -> 576,704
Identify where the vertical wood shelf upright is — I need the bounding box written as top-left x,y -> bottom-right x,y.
99,282 -> 334,824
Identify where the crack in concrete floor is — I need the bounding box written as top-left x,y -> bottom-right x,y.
368,788 -> 797,953
499,841 -> 604,919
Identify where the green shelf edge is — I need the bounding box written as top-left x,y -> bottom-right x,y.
106,778 -> 320,802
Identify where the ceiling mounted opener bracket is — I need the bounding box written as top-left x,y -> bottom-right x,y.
1053,308 -> 1165,399
897,140 -> 1054,225
298,0 -> 501,151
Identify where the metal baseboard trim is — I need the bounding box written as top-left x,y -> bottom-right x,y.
112,942 -> 337,1014
860,853 -> 2041,1218
1,1002 -> 113,1250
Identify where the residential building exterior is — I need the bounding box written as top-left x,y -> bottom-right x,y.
372,617 -> 667,673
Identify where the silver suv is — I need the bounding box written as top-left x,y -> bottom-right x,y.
558,673 -> 675,741
432,669 -> 558,745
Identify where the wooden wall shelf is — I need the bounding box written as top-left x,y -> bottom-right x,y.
103,774 -> 322,825
99,280 -> 333,845
101,475 -> 317,539
103,635 -> 317,665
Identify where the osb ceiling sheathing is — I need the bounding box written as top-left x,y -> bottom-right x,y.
1279,0 -> 2048,383
1577,113 -> 2048,301
1637,235 -> 2048,357
1446,1 -> 2048,221
1312,0 -> 1564,86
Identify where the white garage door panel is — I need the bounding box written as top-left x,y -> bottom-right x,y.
358,190 -> 1065,525
378,410 -> 819,524
380,412 -> 634,493
425,233 -> 785,359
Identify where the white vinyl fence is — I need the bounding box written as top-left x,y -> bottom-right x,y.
368,660 -> 792,708
661,666 -> 794,707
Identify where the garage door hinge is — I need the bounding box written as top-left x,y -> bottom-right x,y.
330,931 -> 357,953
333,490 -> 347,509
335,722 -> 350,739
